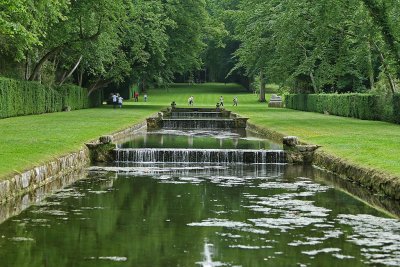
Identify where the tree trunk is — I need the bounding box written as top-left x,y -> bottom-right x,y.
24,52 -> 30,80
373,41 -> 396,94
299,43 -> 318,93
310,72 -> 318,93
367,42 -> 375,90
29,46 -> 62,81
362,0 -> 400,76
59,55 -> 83,86
259,71 -> 266,102
28,26 -> 101,82
88,79 -> 111,96
78,67 -> 84,87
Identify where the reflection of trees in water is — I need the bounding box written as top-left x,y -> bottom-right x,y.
0,165 -> 399,266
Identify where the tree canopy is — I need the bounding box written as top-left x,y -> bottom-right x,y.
1,0 -> 400,95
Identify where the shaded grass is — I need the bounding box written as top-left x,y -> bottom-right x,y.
1,82 -> 400,180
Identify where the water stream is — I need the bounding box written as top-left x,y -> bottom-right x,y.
0,128 -> 399,266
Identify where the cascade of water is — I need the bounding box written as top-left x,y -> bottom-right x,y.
114,148 -> 286,164
171,112 -> 222,118
162,119 -> 236,130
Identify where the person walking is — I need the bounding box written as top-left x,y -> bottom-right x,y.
112,93 -> 118,109
118,95 -> 123,108
219,96 -> 224,107
233,96 -> 238,106
144,93 -> 148,102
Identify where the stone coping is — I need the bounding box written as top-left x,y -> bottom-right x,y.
0,119 -> 148,205
246,122 -> 400,200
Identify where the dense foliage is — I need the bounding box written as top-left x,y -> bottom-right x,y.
1,0 -> 400,108
0,0 -> 211,93
232,0 -> 400,96
0,77 -> 101,119
285,94 -> 384,121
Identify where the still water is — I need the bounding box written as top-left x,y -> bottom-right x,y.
0,130 -> 399,267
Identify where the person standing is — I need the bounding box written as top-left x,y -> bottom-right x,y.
144,93 -> 148,102
112,93 -> 118,109
118,96 -> 123,108
219,96 -> 224,107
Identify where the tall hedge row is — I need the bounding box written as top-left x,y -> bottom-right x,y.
0,77 -> 102,119
285,93 -> 381,120
393,94 -> 400,124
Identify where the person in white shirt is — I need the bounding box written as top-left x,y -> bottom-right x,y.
118,96 -> 123,108
112,93 -> 118,109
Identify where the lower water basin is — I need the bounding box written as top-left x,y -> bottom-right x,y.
0,163 -> 398,267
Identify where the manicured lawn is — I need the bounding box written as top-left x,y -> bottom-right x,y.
0,105 -> 160,179
1,82 -> 400,180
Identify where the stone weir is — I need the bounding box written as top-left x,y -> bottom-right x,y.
114,148 -> 286,164
147,108 -> 247,130
170,111 -> 223,118
162,118 -> 241,130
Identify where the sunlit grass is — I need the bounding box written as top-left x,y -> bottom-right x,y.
1,82 -> 400,180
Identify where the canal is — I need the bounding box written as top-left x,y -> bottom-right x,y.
0,122 -> 399,266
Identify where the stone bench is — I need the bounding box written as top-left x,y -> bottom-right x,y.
268,94 -> 283,107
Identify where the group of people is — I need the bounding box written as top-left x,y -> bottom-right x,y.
110,93 -> 124,109
133,91 -> 147,102
110,91 -> 149,109
217,96 -> 238,108
186,95 -> 238,108
110,92 -> 236,110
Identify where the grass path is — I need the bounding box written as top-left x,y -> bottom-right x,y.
1,83 -> 400,180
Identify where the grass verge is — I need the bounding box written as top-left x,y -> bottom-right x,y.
1,82 -> 400,180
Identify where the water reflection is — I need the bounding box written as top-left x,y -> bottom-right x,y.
0,164 -> 398,266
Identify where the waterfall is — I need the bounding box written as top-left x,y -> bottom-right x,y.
114,148 -> 286,164
171,112 -> 222,118
162,119 -> 235,129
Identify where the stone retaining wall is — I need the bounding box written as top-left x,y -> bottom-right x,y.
0,168 -> 87,224
247,122 -> 400,200
0,149 -> 90,203
0,120 -> 148,204
313,151 -> 400,200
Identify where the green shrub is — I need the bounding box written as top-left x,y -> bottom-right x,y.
285,93 -> 380,121
0,77 -> 102,119
393,94 -> 400,124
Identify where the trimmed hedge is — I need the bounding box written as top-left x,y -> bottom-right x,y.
0,77 -> 102,119
285,93 -> 381,120
393,94 -> 400,124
